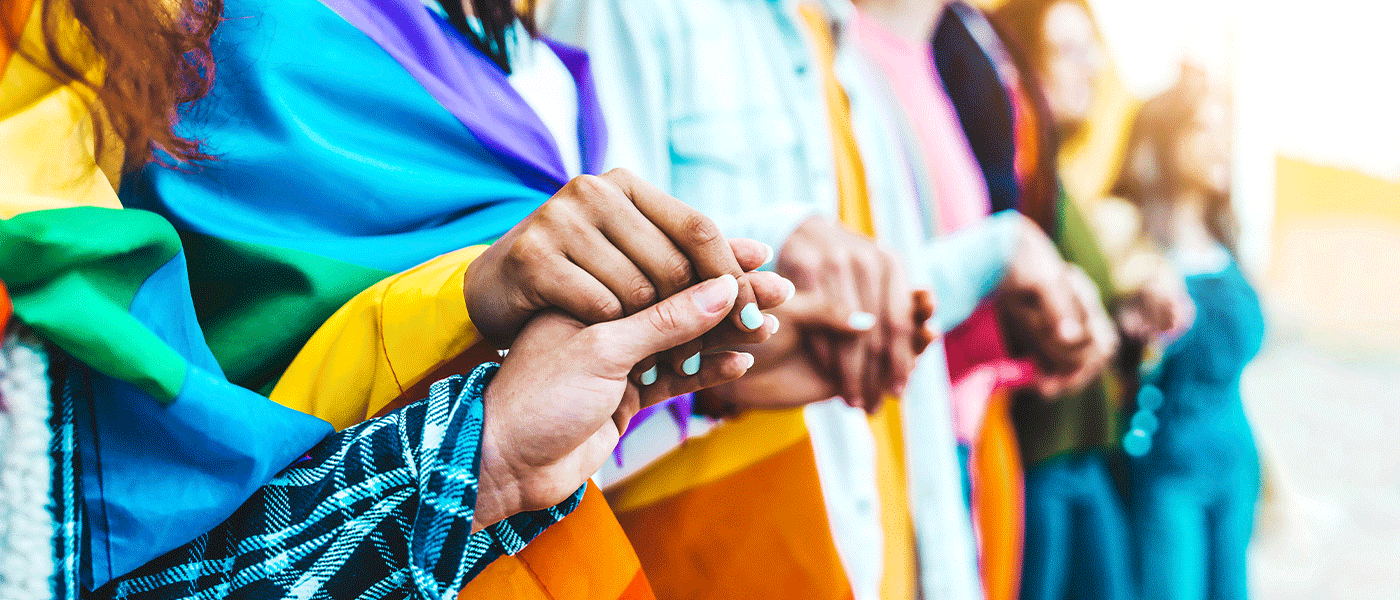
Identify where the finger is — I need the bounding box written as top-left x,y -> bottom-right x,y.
562,175 -> 707,375
564,226 -> 659,316
730,238 -> 775,273
694,348 -> 839,416
643,350 -> 756,406
749,271 -> 795,310
703,312 -> 781,348
600,169 -> 762,333
837,252 -> 882,410
611,382 -> 644,434
835,334 -> 868,410
913,325 -> 937,355
630,355 -> 660,387
807,332 -> 836,384
881,253 -> 915,396
912,288 -> 937,328
531,255 -> 627,325
778,291 -> 872,333
591,273 -> 739,371
693,271 -> 792,349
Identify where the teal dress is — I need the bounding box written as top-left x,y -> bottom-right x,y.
1129,259 -> 1265,600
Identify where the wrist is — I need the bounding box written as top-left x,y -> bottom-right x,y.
474,385 -> 524,533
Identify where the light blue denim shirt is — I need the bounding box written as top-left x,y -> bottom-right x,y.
546,0 -> 836,255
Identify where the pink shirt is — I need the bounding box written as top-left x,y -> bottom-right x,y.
852,11 -> 990,235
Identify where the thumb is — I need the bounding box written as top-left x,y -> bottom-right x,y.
592,274 -> 738,367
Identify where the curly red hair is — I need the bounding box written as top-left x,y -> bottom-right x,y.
3,0 -> 223,172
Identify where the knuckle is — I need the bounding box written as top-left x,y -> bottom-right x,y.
568,174 -> 613,207
601,167 -> 636,183
661,253 -> 696,290
647,299 -> 686,333
678,213 -> 723,250
586,292 -> 625,322
512,229 -> 552,263
625,275 -> 658,308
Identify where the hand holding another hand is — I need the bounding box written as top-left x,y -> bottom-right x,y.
473,274 -> 760,530
465,168 -> 790,380
775,216 -> 934,413
998,216 -> 1119,398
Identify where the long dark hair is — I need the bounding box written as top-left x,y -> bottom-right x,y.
436,0 -> 536,73
1109,69 -> 1237,252
2,0 -> 223,172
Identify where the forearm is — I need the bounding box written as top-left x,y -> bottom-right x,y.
922,210 -> 1023,332
270,246 -> 489,429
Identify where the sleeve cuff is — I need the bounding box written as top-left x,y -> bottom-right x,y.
486,484 -> 587,556
924,210 -> 1021,332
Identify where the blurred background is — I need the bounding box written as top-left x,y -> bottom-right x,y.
976,0 -> 1400,596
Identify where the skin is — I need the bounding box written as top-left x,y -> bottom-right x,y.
705,214 -> 1120,410
1032,3 -> 1197,345
1040,1 -> 1103,134
1162,91 -> 1234,257
775,216 -> 932,413
465,169 -> 790,383
473,274 -> 772,530
854,0 -> 1119,399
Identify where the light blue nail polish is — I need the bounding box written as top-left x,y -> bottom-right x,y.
682,353 -> 702,376
640,365 -> 658,386
847,311 -> 877,331
740,303 -> 764,330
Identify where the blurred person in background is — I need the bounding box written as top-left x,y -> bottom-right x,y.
1,0 -> 792,597
1110,67 -> 1264,600
849,3 -> 1127,599
991,1 -> 1195,598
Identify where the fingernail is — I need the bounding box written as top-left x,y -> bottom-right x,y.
767,314 -> 780,334
639,365 -> 658,386
740,303 -> 764,330
761,243 -> 775,267
782,278 -> 797,302
848,311 -> 877,331
692,274 -> 738,314
737,352 -> 755,369
682,353 -> 702,376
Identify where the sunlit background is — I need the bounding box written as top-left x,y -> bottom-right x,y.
973,0 -> 1400,596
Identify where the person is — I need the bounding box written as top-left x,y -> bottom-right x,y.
0,0 -> 791,597
1112,68 -> 1263,600
548,1 -> 1116,599
842,4 -> 1129,599
988,2 -> 1198,598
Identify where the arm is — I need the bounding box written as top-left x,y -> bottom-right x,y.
268,246 -> 488,429
920,210 -> 1023,333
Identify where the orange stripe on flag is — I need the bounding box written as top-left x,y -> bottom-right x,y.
461,482 -> 653,600
971,389 -> 1025,600
611,434 -> 852,600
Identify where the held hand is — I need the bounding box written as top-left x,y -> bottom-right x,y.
776,216 -> 923,413
473,275 -> 757,530
998,217 -> 1118,397
1026,265 -> 1119,397
1117,265 -> 1194,342
695,288 -> 939,417
464,168 -> 786,377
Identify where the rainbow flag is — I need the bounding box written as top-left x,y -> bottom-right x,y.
4,0 -> 649,594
